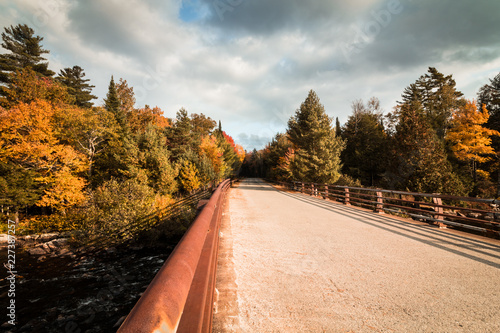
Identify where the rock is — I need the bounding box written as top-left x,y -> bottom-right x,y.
28,247 -> 47,256
0,234 -> 9,244
35,233 -> 59,243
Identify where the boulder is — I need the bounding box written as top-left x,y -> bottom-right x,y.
27,247 -> 47,256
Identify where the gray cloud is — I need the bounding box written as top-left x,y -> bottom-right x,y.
2,0 -> 499,150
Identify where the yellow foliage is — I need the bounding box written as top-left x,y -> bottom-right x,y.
179,159 -> 201,193
199,135 -> 227,180
446,100 -> 500,163
0,99 -> 88,211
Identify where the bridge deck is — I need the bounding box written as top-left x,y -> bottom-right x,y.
212,179 -> 500,333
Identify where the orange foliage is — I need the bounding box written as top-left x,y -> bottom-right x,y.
0,99 -> 87,211
128,105 -> 171,133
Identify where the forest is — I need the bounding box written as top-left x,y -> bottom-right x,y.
0,24 -> 244,236
242,68 -> 500,199
1,23 -> 500,238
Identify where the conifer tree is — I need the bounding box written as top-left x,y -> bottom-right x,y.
287,90 -> 344,183
0,24 -> 54,96
56,65 -> 96,108
401,67 -> 465,139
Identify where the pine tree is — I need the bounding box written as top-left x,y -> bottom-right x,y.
400,67 -> 464,139
287,90 -> 345,183
341,98 -> 388,186
0,24 -> 54,96
104,76 -> 126,129
388,100 -> 465,194
166,108 -> 195,161
56,65 -> 96,108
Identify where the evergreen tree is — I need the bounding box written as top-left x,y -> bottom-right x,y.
0,24 -> 54,96
401,67 -> 465,139
56,65 -> 96,108
477,72 -> 500,195
166,108 -> 195,161
104,76 -> 128,131
387,100 -> 466,194
287,90 -> 345,183
341,98 -> 388,186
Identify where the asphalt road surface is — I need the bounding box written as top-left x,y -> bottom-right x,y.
212,178 -> 500,333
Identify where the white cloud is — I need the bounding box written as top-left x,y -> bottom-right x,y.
1,0 -> 499,150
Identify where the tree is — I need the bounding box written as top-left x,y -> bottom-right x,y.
56,65 -> 96,108
341,98 -> 388,186
446,100 -> 500,184
166,108 -> 195,161
287,90 -> 345,183
0,100 -> 88,213
136,124 -> 177,195
104,76 -> 124,128
401,67 -> 465,139
477,72 -> 500,195
1,67 -> 71,107
178,159 -> 201,194
128,105 -> 171,133
387,100 -> 465,194
263,133 -> 293,181
0,24 -> 54,90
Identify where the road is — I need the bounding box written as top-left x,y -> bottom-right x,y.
212,178 -> 500,333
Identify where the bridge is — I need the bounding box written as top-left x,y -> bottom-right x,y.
120,178 -> 500,332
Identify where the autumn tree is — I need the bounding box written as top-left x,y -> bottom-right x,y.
0,24 -> 54,91
178,159 -> 201,194
128,105 -> 171,133
0,100 -> 87,214
263,133 -> 293,181
1,67 -> 72,107
136,124 -> 177,195
446,100 -> 500,185
56,65 -> 96,108
287,90 -> 344,183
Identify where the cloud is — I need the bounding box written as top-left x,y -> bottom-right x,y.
1,0 -> 499,151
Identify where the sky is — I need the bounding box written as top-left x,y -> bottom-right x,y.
1,0 -> 499,150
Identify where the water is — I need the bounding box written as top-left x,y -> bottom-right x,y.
0,244 -> 174,332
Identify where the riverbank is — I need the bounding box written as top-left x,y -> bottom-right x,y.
0,234 -> 176,332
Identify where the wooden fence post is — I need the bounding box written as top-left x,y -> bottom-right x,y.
432,197 -> 446,228
344,188 -> 350,206
324,185 -> 329,200
311,183 -> 315,196
375,191 -> 384,214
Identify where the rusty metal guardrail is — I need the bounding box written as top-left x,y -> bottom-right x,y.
118,179 -> 231,333
270,180 -> 500,239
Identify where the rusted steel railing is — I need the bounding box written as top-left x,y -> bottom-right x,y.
273,180 -> 500,239
118,179 -> 231,333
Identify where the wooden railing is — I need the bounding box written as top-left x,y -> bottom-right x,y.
272,180 -> 500,239
118,179 -> 231,333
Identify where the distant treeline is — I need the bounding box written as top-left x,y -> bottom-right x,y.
243,67 -> 500,199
